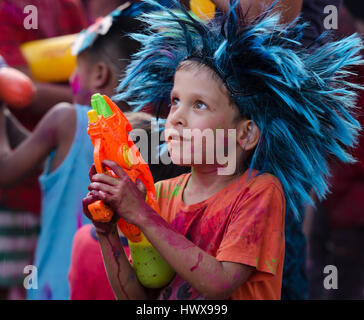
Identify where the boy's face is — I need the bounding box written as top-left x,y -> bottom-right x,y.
69,52 -> 97,106
165,65 -> 241,169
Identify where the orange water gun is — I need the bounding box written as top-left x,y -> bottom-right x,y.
87,93 -> 174,288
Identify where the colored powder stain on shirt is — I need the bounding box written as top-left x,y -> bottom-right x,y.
166,184 -> 171,199
265,258 -> 278,274
190,252 -> 203,272
156,183 -> 161,201
240,207 -> 266,246
170,213 -> 186,232
43,283 -> 52,300
156,171 -> 285,300
170,184 -> 182,197
76,211 -> 83,230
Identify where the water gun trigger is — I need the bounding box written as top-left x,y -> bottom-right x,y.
93,137 -> 103,174
93,135 -> 118,178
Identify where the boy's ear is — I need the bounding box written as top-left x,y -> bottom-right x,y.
236,119 -> 260,151
92,61 -> 111,89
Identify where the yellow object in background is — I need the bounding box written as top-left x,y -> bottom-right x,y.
190,0 -> 216,20
20,34 -> 77,83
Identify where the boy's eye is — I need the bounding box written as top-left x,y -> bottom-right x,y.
171,98 -> 180,107
194,101 -> 208,110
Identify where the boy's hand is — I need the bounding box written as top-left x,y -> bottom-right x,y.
87,160 -> 148,228
82,192 -> 120,235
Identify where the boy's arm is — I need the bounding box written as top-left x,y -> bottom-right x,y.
97,227 -> 149,300
139,209 -> 254,299
89,161 -> 255,300
0,102 -> 71,187
82,193 -> 149,300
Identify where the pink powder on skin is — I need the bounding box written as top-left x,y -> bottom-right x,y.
70,73 -> 81,95
105,233 -> 130,300
190,252 -> 203,272
70,73 -> 93,105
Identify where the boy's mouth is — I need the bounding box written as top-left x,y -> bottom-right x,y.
166,132 -> 190,143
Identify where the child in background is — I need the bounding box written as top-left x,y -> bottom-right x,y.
83,2 -> 362,300
0,4 -> 148,300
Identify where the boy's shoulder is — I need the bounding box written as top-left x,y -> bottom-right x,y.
248,171 -> 283,193
233,170 -> 285,204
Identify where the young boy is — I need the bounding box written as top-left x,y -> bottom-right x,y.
0,4 -> 147,300
83,2 -> 362,300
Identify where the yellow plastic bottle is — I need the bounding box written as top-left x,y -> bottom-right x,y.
20,34 -> 77,82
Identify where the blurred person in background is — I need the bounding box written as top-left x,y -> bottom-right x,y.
0,56 -> 40,300
0,0 -> 87,300
305,0 -> 364,300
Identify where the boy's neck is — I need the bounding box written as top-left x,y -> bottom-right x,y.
183,165 -> 240,205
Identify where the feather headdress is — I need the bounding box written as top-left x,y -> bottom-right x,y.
71,1 -> 156,56
115,0 -> 363,218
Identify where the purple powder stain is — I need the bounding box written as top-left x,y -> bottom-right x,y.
115,249 -> 122,260
170,215 -> 186,232
77,211 -> 83,230
70,73 -> 81,95
233,271 -> 242,281
43,283 -> 52,300
190,252 -> 203,272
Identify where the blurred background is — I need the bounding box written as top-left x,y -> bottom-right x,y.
0,0 -> 362,300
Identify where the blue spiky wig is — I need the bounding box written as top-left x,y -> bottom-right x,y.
115,0 -> 363,218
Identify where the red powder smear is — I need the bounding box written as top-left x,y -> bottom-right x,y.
170,215 -> 185,232
105,234 -> 130,300
70,73 -> 81,95
165,232 -> 195,250
190,252 -> 203,272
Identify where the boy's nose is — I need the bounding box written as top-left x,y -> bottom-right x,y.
169,105 -> 187,127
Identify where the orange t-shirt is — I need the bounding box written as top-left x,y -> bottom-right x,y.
155,169 -> 285,300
